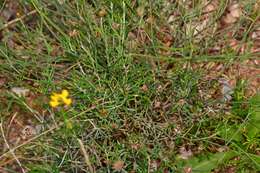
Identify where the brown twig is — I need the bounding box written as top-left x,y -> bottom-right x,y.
77,138 -> 95,173
0,122 -> 26,173
0,9 -> 37,31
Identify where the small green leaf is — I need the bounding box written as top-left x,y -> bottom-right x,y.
245,95 -> 260,139
218,125 -> 243,142
248,153 -> 260,170
185,151 -> 237,173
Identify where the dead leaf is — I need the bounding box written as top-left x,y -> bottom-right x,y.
179,147 -> 193,160
222,14 -> 237,24
149,159 -> 161,172
112,160 -> 124,171
177,99 -> 186,106
141,84 -> 148,92
204,3 -> 216,13
154,101 -> 161,109
157,85 -> 163,92
136,6 -> 145,17
0,77 -> 6,87
131,143 -> 141,150
225,166 -> 236,173
229,3 -> 241,18
99,109 -> 108,117
1,9 -> 16,22
111,123 -> 118,129
252,27 -> 260,40
112,23 -> 120,30
184,167 -> 192,173
128,32 -> 136,40
69,29 -> 79,37
146,15 -> 155,24
98,9 -> 107,17
222,3 -> 241,24
217,146 -> 229,152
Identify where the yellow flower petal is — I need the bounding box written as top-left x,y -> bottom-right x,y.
50,89 -> 72,108
49,100 -> 60,107
61,90 -> 69,98
51,94 -> 59,101
63,98 -> 72,105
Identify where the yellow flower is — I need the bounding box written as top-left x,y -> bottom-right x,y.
49,99 -> 60,107
49,89 -> 72,108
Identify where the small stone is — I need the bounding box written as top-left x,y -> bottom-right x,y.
11,87 -> 30,97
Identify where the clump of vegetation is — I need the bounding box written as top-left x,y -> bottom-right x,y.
0,0 -> 259,172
